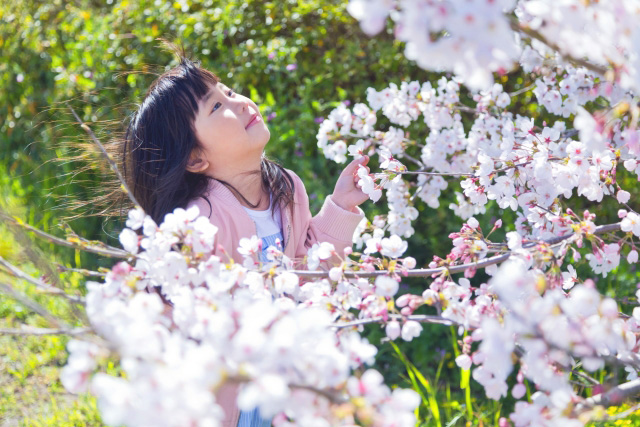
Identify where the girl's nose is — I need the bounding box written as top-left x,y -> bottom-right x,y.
235,97 -> 250,114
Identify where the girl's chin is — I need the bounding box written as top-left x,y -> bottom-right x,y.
258,130 -> 271,147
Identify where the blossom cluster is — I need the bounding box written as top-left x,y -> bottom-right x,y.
62,207 -> 420,427
347,0 -> 640,94
316,70 -> 639,276
478,259 -> 640,426
312,8 -> 640,422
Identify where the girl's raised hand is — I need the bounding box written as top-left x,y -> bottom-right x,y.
331,156 -> 370,213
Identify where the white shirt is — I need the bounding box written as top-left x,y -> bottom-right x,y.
242,202 -> 284,262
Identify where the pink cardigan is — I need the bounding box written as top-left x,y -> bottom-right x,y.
187,169 -> 364,427
187,169 -> 364,266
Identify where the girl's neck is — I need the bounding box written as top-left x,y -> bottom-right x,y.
213,168 -> 269,210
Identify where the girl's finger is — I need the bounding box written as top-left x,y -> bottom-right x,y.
343,156 -> 369,177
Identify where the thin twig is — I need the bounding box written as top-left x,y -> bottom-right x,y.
0,326 -> 91,336
0,205 -> 65,290
456,105 -> 478,114
509,84 -> 536,97
68,104 -> 142,209
398,170 -> 474,177
332,314 -> 459,329
579,379 -> 640,409
0,204 -> 89,322
291,222 -> 622,278
0,282 -> 67,328
0,212 -> 128,259
562,129 -> 579,139
56,264 -> 106,278
510,18 -> 609,78
397,156 -> 563,178
223,374 -> 349,405
398,152 -> 424,169
289,383 -> 348,405
0,256 -> 85,304
572,369 -> 600,386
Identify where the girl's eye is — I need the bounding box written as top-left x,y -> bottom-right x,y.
211,89 -> 236,113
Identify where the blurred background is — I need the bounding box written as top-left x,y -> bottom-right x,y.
1,0 -> 638,425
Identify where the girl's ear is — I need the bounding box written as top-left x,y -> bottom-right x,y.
186,150 -> 209,173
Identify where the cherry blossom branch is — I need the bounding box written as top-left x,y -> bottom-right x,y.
509,18 -> 609,78
332,314 -> 459,329
225,376 -> 349,405
0,212 -> 129,259
0,326 -> 91,336
56,264 -> 106,278
397,170 -> 474,177
294,251 -> 510,278
397,156 -> 564,178
68,104 -> 141,209
578,379 -> 640,410
292,222 -> 622,278
0,256 -> 85,304
456,104 -> 479,115
571,369 -> 600,386
508,84 -> 536,97
397,152 -> 424,168
0,282 -> 67,328
289,383 -> 349,405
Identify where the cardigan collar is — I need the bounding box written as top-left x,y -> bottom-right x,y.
205,178 -> 293,255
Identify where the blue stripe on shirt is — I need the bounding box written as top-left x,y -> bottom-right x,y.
237,407 -> 271,427
258,232 -> 284,263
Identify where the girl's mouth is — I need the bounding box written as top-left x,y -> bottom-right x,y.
246,114 -> 261,129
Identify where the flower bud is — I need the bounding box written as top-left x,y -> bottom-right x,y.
385,321 -> 401,340
617,189 -> 631,204
455,354 -> 472,370
396,294 -> 411,307
511,383 -> 526,399
329,267 -> 343,282
403,256 -> 416,269
467,217 -> 479,229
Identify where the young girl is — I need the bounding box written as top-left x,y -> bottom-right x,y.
122,55 -> 369,426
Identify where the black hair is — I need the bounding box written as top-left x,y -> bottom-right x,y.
122,51 -> 294,224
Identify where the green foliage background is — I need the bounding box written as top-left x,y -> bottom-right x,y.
1,0 -> 638,425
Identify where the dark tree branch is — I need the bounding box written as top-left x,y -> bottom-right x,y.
578,379 -> 640,410
332,314 -> 458,329
509,18 -> 610,78
291,222 -> 622,278
0,256 -> 84,304
0,211 -> 128,259
0,282 -> 68,328
0,326 -> 91,336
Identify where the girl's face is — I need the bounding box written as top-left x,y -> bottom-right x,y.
192,81 -> 270,175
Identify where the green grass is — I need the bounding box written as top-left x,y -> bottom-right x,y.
0,325 -> 103,426
0,210 -> 103,426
